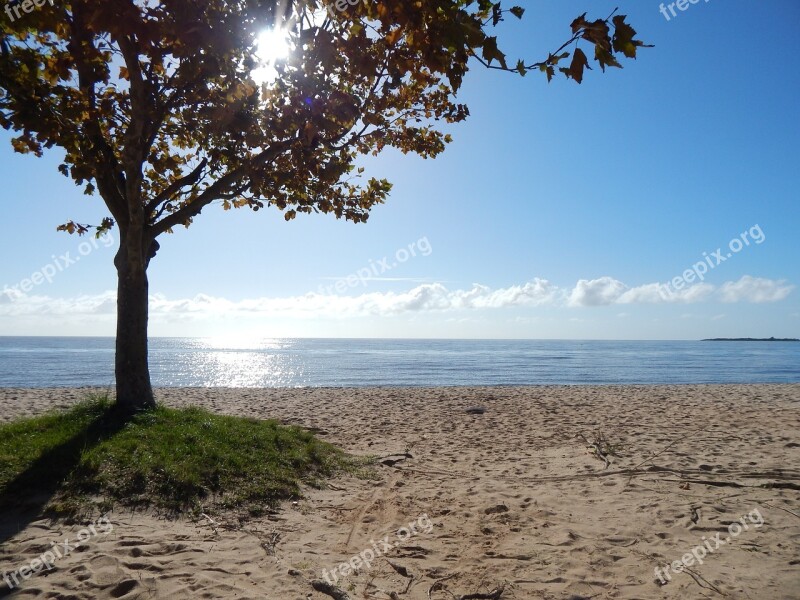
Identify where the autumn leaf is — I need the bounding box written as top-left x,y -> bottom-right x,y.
612,15 -> 652,59
482,37 -> 507,69
385,28 -> 403,46
571,13 -> 589,34
57,221 -> 90,236
568,48 -> 590,83
595,46 -> 622,71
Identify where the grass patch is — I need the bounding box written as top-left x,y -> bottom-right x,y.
0,396 -> 370,518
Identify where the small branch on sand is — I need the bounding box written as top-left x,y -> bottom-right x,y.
379,452 -> 413,461
578,431 -> 617,469
660,478 -> 800,490
428,574 -> 456,598
625,426 -> 706,486
316,504 -> 357,511
459,585 -> 506,599
683,566 -> 727,596
387,560 -> 412,578
311,579 -> 352,600
386,559 -> 414,592
261,530 -> 281,555
392,466 -> 467,477
762,501 -> 800,520
198,512 -> 219,535
379,452 -> 413,467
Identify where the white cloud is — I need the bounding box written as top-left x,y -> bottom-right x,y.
0,291 -> 117,316
718,276 -> 794,303
0,288 -> 23,304
149,279 -> 558,318
618,282 -> 715,304
0,275 -> 792,320
568,277 -> 626,307
566,277 -> 718,307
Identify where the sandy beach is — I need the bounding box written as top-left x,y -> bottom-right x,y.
1,384 -> 798,599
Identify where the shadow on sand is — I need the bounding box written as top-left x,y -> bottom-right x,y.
0,403 -> 131,551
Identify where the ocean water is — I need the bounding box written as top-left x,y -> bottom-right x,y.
0,337 -> 797,388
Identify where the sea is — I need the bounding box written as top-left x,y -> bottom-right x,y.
0,337 -> 798,388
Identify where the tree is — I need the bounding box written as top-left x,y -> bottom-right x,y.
0,0 -> 648,412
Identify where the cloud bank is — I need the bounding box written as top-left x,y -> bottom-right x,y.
0,275 -> 792,319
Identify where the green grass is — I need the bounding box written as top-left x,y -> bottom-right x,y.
0,396 -> 369,518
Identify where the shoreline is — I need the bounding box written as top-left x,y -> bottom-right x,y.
1,384 -> 799,598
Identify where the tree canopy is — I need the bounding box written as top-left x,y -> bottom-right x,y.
1,0 -> 649,238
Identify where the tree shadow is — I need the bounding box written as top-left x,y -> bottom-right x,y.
0,403 -> 132,548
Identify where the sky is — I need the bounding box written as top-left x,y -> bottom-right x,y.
0,0 -> 798,339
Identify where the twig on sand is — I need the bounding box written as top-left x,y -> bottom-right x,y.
683,566 -> 727,596
199,512 -> 219,535
660,477 -> 800,490
578,431 -> 616,469
386,559 -> 414,592
459,585 -> 505,599
311,579 -> 352,600
379,452 -> 414,467
261,530 -> 281,555
762,501 -> 800,520
316,504 -> 358,511
633,544 -> 725,596
428,574 -> 456,599
625,426 -> 705,486
391,466 -> 468,477
387,560 -> 412,578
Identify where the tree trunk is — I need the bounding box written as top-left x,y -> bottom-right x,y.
114,232 -> 156,412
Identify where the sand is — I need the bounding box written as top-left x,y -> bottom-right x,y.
0,384 -> 798,599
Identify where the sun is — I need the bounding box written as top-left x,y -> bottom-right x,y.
252,27 -> 292,84
256,27 -> 291,62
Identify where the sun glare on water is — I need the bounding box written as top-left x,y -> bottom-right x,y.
252,27 -> 292,85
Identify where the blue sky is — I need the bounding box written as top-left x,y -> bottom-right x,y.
1,0 -> 798,339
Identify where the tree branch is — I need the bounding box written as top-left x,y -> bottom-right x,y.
117,33 -> 153,218
68,7 -> 128,225
146,158 -> 208,216
148,141 -> 291,238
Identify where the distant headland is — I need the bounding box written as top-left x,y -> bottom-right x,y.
702,337 -> 799,342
